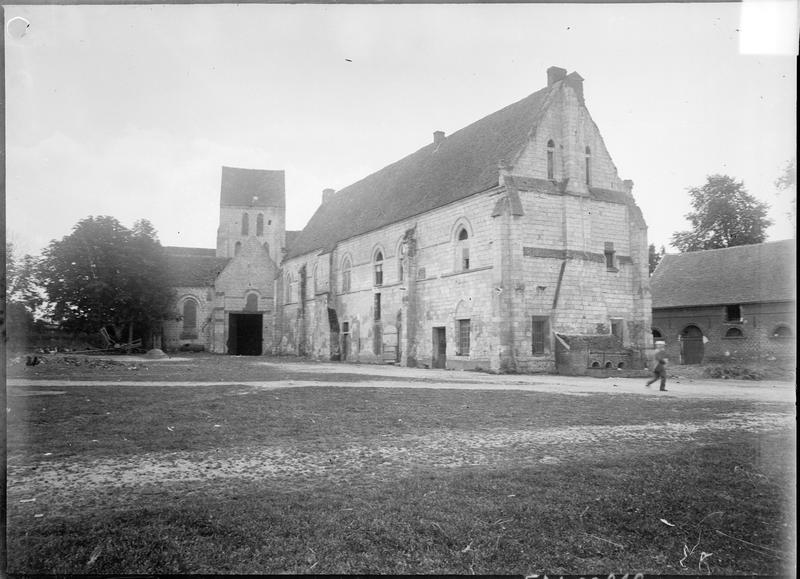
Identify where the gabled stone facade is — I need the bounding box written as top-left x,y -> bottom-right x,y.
165,67 -> 653,374
275,67 -> 653,374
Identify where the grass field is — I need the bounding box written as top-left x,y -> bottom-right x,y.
6,366 -> 796,575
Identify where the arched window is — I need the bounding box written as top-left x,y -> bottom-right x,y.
374,250 -> 384,286
341,258 -> 352,293
245,293 -> 258,312
263,241 -> 270,255
241,213 -> 249,236
455,225 -> 470,271
772,325 -> 793,338
234,241 -> 242,256
256,214 -> 264,236
724,327 -> 744,338
397,239 -> 406,282
547,139 -> 555,180
585,146 -> 592,186
180,298 -> 198,339
182,299 -> 197,330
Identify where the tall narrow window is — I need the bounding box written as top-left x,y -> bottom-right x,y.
604,242 -> 616,271
241,213 -> 249,236
374,251 -> 384,286
182,300 -> 197,331
457,319 -> 471,356
341,258 -> 352,293
456,226 -> 470,271
256,214 -> 264,236
374,293 -> 381,321
547,139 -> 555,180
532,317 -> 549,354
585,146 -> 592,186
234,241 -> 242,256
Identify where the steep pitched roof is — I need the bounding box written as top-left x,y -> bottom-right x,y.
220,166 -> 285,208
651,240 -> 796,309
287,85 -> 556,258
163,246 -> 229,287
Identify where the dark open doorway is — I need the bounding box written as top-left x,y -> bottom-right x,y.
228,313 -> 263,355
432,326 -> 446,369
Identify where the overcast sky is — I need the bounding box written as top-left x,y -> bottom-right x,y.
5,2 -> 797,258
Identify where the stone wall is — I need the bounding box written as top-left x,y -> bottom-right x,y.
162,285 -> 215,351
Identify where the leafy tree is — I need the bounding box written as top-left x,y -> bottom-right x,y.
4,243 -> 45,346
6,242 -> 43,314
671,175 -> 773,252
38,216 -> 174,347
648,243 -> 665,274
775,158 -> 796,234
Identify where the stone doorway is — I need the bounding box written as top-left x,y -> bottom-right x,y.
228,313 -> 263,356
432,327 -> 446,369
680,325 -> 704,364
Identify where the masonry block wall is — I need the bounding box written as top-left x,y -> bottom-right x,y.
272,69 -> 652,373
217,205 -> 285,264
210,241 -> 277,354
162,286 -> 215,351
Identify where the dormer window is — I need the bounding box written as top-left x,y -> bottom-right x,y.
547,139 -> 555,180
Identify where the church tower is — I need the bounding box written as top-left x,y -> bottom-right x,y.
216,166 -> 285,264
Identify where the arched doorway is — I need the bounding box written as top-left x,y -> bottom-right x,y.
681,325 -> 704,364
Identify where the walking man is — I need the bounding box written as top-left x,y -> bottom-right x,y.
646,341 -> 668,391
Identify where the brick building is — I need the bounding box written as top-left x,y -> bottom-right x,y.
650,240 -> 796,365
163,66 -> 654,374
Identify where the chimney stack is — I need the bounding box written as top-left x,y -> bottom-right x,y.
433,130 -> 445,146
547,66 -> 567,86
565,71 -> 585,105
322,188 -> 335,203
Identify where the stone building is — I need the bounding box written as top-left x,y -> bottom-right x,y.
162,67 -> 653,373
161,167 -> 288,355
650,240 -> 795,365
276,66 -> 653,374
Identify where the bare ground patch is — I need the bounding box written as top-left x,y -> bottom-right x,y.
8,411 -> 792,517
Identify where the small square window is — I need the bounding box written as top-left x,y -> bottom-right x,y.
725,305 -> 742,322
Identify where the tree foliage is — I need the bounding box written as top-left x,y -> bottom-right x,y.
648,243 -> 665,275
38,216 -> 174,341
6,243 -> 43,314
5,243 -> 45,343
671,175 -> 773,252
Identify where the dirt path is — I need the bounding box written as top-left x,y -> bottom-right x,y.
8,373 -> 795,402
